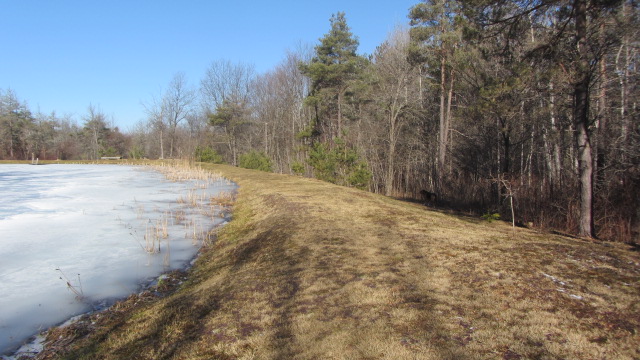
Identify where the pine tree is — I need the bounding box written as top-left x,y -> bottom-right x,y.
300,12 -> 365,141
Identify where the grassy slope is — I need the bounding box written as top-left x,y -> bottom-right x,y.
42,164 -> 639,360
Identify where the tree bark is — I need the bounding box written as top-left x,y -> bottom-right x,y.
574,0 -> 594,238
438,54 -> 447,180
615,18 -> 630,158
445,68 -> 454,174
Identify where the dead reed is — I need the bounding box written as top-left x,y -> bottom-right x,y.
55,268 -> 84,301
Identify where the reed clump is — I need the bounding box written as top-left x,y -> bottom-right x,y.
148,160 -> 226,184
131,162 -> 235,263
210,191 -> 236,207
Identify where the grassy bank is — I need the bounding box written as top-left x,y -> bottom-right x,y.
34,164 -> 639,359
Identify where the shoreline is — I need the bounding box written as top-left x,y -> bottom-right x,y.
3,214 -> 231,360
0,162 -> 236,358
5,268 -> 189,360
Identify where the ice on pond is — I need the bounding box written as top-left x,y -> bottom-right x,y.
0,164 -> 236,355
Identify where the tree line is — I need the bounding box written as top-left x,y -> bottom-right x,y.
1,0 -> 638,242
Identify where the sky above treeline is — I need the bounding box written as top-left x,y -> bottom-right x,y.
1,0 -> 418,131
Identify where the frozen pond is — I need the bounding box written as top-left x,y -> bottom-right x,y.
0,164 -> 236,355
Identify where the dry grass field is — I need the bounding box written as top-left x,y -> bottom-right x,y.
34,164 -> 639,360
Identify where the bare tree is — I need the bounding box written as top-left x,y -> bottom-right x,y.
200,60 -> 254,112
200,60 -> 255,164
163,72 -> 196,158
82,104 -> 109,160
252,49 -> 311,172
142,93 -> 167,159
373,27 -> 422,196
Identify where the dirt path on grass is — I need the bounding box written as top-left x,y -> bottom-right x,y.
35,164 -> 639,359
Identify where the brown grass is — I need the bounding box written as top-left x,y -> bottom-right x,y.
34,164 -> 639,360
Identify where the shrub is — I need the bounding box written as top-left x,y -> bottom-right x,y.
195,146 -> 224,163
291,161 -> 305,175
307,142 -> 336,183
239,150 -> 273,172
129,145 -> 145,159
347,163 -> 372,190
100,146 -> 120,157
482,212 -> 501,222
306,139 -> 371,190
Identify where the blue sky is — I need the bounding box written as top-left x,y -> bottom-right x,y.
1,1 -> 418,131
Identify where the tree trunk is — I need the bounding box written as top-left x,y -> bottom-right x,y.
500,118 -> 510,175
593,22 -> 609,187
385,141 -> 396,196
437,53 -> 447,192
615,19 -> 630,159
337,88 -> 344,139
93,128 -> 99,160
546,82 -> 562,187
385,112 -> 397,196
574,0 -> 594,238
159,128 -> 164,160
445,68 -> 454,174
169,129 -> 175,158
8,120 -> 14,159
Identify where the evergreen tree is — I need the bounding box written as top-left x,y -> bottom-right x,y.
239,150 -> 273,172
306,139 -> 371,190
208,98 -> 249,166
300,12 -> 365,141
0,89 -> 35,159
